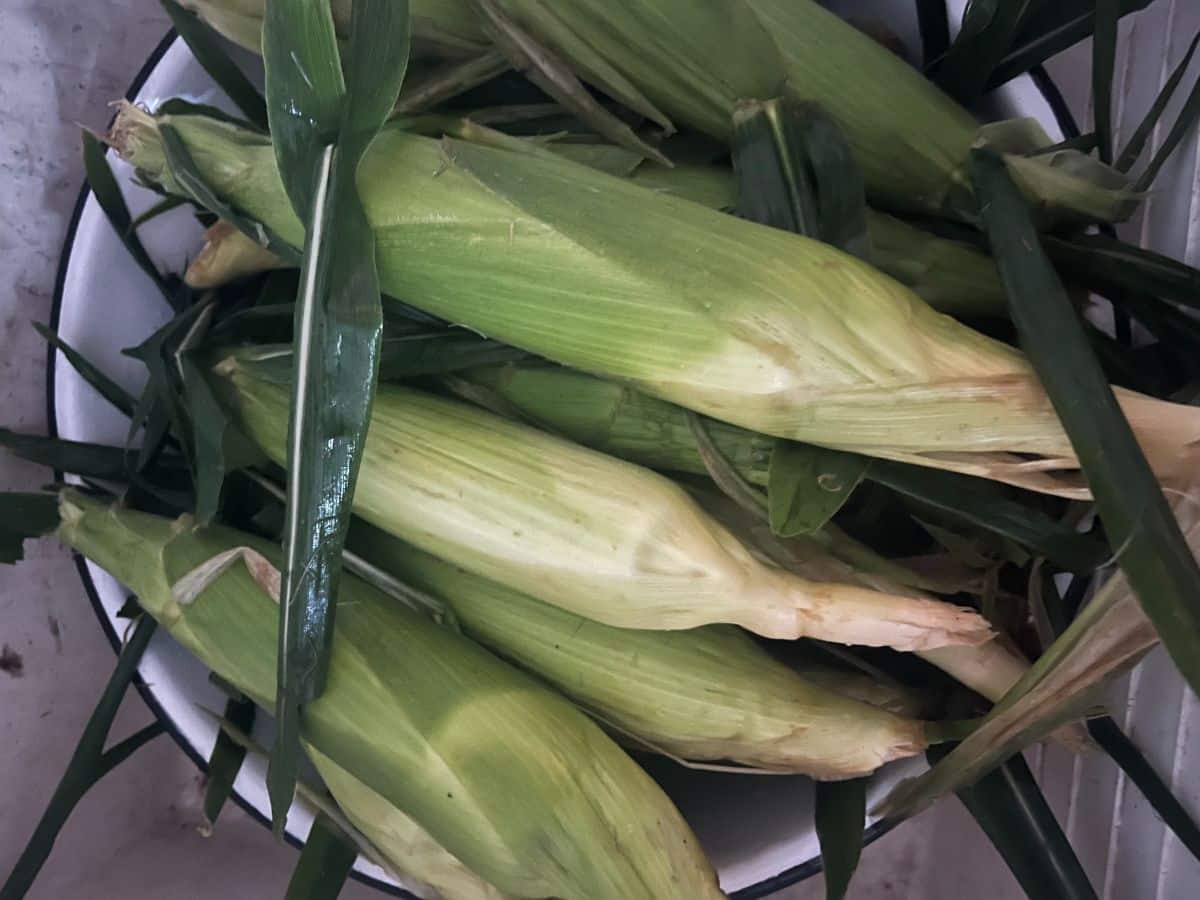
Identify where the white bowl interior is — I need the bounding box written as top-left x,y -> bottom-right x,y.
53,8 -> 1061,895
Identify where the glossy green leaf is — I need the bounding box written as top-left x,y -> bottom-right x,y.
33,323 -> 136,417
869,461 -> 1106,573
929,747 -> 1097,900
814,778 -> 867,900
81,131 -> 174,308
0,493 -> 61,564
1117,32 -> 1200,171
1045,232 -> 1200,313
160,0 -> 268,128
202,695 -> 256,826
768,442 -> 868,537
283,813 -> 359,900
1,614 -> 158,898
1092,0 -> 1119,164
731,97 -> 869,259
972,148 -> 1200,700
262,0 -> 411,833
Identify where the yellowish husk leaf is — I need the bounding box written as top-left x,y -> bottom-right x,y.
214,353 -> 993,650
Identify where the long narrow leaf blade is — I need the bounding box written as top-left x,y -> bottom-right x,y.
1087,716 -> 1200,862
1045,233 -> 1200,313
971,148 -> 1200,700
930,747 -> 1098,900
814,778 -> 867,900
1117,32 -> 1200,172
283,813 -> 359,900
1135,71 -> 1200,191
160,0 -> 268,128
203,695 -> 256,826
1092,0 -> 1119,164
261,0 -> 410,833
81,132 -> 173,306
34,323 -> 137,417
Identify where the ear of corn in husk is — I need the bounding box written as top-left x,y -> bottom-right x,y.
184,136 -> 1010,317
54,490 -> 723,900
179,0 -> 1136,223
210,347 -> 993,650
111,105 -> 1200,495
346,518 -> 930,777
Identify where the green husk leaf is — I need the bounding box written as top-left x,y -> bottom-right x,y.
261,0 -> 410,833
283,812 -> 359,900
0,493 -> 62,564
972,148 -> 1200,699
814,777 -> 867,900
161,0 -> 268,128
686,411 -> 769,520
35,322 -> 136,417
82,131 -> 175,307
1092,0 -> 1119,164
469,0 -> 671,166
1117,32 -> 1200,172
0,614 -> 158,898
202,694 -> 256,826
157,124 -> 302,266
768,442 -> 868,537
929,746 -> 1098,900
1088,716 -> 1200,862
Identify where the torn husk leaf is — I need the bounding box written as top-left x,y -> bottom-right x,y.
212,351 -> 993,650
54,490 -> 724,900
877,488 -> 1200,820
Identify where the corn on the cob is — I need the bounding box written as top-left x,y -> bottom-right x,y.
111,106 -> 1200,494
56,490 -> 723,900
211,349 -> 992,650
347,519 -> 929,777
181,0 -> 1134,223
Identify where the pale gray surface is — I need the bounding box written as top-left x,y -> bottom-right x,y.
0,2 -> 1197,899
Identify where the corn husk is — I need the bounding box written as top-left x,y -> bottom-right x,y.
111,106 -> 1200,495
185,152 -> 1009,317
185,220 -> 286,289
178,0 -> 489,58
211,349 -> 993,650
182,0 -> 1135,222
56,491 -> 723,900
347,520 -> 929,777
